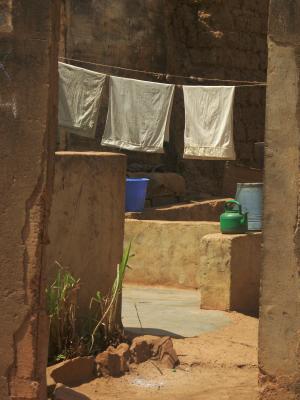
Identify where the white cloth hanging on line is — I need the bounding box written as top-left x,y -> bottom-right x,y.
58,62 -> 106,138
101,76 -> 175,153
183,85 -> 236,160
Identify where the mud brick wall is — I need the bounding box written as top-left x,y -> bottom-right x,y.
61,0 -> 269,195
0,1 -> 60,399
259,1 -> 300,399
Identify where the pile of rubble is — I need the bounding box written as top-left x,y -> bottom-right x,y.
48,335 -> 179,399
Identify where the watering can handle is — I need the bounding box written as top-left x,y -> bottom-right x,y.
225,200 -> 242,213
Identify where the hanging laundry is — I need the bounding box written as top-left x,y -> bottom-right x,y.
58,62 -> 106,138
101,76 -> 175,153
183,85 -> 236,160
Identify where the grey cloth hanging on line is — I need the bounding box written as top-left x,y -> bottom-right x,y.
101,76 -> 175,153
58,62 -> 106,138
183,85 -> 236,160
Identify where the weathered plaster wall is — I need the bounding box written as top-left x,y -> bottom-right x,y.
65,0 -> 166,72
46,152 -> 126,322
200,232 -> 262,316
259,1 -> 300,399
61,0 -> 269,195
0,1 -> 60,399
124,219 -> 219,288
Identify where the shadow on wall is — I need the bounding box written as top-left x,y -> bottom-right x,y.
64,0 -> 268,195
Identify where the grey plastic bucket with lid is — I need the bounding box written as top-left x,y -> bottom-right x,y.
236,183 -> 263,231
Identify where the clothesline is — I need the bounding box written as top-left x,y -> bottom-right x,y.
59,61 -> 237,159
58,56 -> 267,87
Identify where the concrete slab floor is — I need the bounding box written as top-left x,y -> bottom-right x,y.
122,285 -> 231,338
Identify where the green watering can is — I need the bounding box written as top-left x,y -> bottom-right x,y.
220,200 -> 248,234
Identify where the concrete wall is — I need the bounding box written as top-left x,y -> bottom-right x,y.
259,1 -> 300,399
0,1 -> 60,399
46,152 -> 126,322
124,220 -> 219,288
61,0 -> 269,195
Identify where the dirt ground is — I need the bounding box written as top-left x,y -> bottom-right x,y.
74,312 -> 259,400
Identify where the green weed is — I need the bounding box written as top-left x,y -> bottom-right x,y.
47,243 -> 133,362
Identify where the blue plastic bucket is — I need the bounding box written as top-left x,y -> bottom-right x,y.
125,178 -> 150,212
236,183 -> 263,231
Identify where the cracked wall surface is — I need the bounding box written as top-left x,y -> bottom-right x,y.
0,1 -> 60,399
259,1 -> 300,399
46,152 -> 126,325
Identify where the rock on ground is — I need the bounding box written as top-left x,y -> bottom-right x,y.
70,313 -> 259,400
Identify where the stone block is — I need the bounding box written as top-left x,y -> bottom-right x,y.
47,357 -> 95,387
130,337 -> 152,364
129,335 -> 179,368
95,344 -> 130,377
115,343 -> 131,372
199,232 -> 262,316
152,337 -> 179,369
95,349 -> 121,378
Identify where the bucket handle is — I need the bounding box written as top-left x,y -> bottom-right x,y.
225,200 -> 242,213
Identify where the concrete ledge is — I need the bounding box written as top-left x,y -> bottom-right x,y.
126,198 -> 228,222
199,232 -> 262,315
125,220 -> 220,288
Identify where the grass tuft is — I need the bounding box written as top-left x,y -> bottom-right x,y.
47,243 -> 133,363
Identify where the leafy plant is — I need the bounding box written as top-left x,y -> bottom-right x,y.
47,243 -> 133,362
46,262 -> 80,362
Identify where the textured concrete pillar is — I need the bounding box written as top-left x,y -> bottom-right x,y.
46,152 -> 126,322
0,1 -> 60,399
259,1 -> 300,399
200,233 -> 262,316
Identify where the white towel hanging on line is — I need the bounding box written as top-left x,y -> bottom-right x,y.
183,85 -> 236,160
58,62 -> 106,138
101,76 -> 175,153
